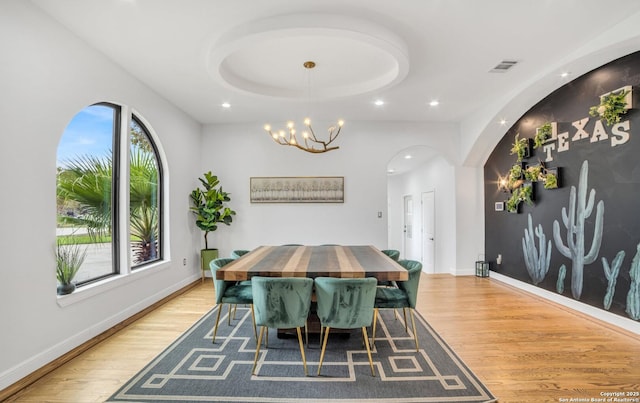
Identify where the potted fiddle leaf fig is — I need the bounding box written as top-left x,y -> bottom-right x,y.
190,171 -> 236,281
56,237 -> 87,295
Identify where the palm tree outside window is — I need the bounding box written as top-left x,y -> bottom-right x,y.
56,103 -> 163,287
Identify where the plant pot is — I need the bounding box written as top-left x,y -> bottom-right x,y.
543,167 -> 560,189
57,283 -> 76,295
200,248 -> 219,282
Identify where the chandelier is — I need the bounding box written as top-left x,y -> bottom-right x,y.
264,61 -> 344,153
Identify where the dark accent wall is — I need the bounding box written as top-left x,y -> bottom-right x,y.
484,51 -> 640,320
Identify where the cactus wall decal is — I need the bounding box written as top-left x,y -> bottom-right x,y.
552,160 -> 604,300
602,251 -> 624,310
522,214 -> 551,285
626,243 -> 640,320
557,265 -> 566,294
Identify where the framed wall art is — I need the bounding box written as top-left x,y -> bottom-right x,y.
250,176 -> 344,203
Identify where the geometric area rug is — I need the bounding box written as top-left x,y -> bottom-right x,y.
108,305 -> 496,402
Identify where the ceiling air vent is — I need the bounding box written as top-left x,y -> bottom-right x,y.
489,60 -> 518,73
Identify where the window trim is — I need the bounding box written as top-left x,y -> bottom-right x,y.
56,260 -> 172,307
56,102 -> 169,296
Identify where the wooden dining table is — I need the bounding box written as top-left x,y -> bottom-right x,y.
215,245 -> 408,282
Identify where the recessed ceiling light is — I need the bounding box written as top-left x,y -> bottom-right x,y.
560,71 -> 570,78
374,99 -> 385,106
429,100 -> 439,107
221,102 -> 231,108
404,154 -> 412,159
387,168 -> 395,174
499,119 -> 507,126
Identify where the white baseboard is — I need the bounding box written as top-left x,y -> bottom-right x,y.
0,274 -> 200,391
490,272 -> 640,335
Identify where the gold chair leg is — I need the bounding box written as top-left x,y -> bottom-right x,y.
362,327 -> 375,376
228,304 -> 233,326
304,321 -> 308,347
296,327 -> 308,376
371,308 -> 378,349
409,308 -> 419,351
232,304 -> 238,320
317,326 -> 331,375
212,305 -> 223,343
252,326 -> 266,375
250,305 -> 258,341
403,307 -> 408,333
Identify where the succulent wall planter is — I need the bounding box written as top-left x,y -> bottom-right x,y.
506,183 -> 534,213
510,133 -> 530,162
533,122 -> 554,149
543,168 -> 559,189
499,127 -> 561,214
506,197 -> 520,214
524,164 -> 543,182
589,85 -> 633,126
508,163 -> 525,189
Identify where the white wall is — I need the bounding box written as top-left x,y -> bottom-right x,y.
3,0 -> 637,393
453,165 -> 484,275
0,1 -> 203,389
387,156 -> 457,273
200,121 -> 459,256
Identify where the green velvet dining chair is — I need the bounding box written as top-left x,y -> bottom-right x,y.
231,249 -> 250,259
378,249 -> 401,287
251,276 -> 314,376
314,277 -> 378,377
230,249 -> 252,291
210,258 -> 257,343
371,259 -> 422,351
381,249 -> 400,261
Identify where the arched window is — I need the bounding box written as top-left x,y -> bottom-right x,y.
56,103 -> 163,287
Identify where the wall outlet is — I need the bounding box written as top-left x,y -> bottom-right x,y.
497,254 -> 502,265
183,258 -> 187,266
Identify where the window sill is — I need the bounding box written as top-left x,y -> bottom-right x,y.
56,260 -> 171,308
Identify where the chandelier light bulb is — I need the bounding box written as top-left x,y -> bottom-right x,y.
264,124 -> 271,131
287,121 -> 294,129
304,118 -> 311,126
338,120 -> 344,127
302,131 -> 309,138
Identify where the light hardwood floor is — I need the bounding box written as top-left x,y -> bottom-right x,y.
5,274 -> 640,402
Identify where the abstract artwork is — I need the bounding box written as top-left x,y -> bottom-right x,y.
250,176 -> 344,203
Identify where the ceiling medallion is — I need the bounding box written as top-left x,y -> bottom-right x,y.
264,61 -> 344,154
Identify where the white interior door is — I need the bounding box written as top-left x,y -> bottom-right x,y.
403,195 -> 414,259
421,191 -> 435,273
